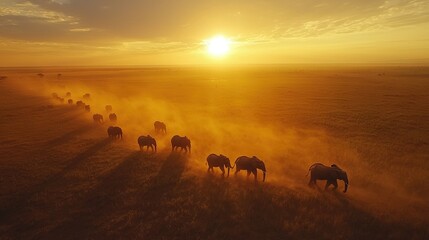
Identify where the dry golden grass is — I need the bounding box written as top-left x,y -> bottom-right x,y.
0,66 -> 428,239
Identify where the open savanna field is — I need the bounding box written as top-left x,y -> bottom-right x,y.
0,66 -> 428,239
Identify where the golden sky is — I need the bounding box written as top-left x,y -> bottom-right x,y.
1,0 -> 429,66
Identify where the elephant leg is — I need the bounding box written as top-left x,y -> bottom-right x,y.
235,169 -> 240,176
332,180 -> 338,190
220,166 -> 225,176
139,145 -> 142,151
247,170 -> 251,179
325,180 -> 332,190
253,169 -> 257,181
207,166 -> 211,172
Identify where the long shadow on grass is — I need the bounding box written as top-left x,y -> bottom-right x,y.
0,138 -> 112,222
45,124 -> 93,147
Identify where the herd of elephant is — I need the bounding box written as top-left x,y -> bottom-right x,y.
52,91 -> 349,192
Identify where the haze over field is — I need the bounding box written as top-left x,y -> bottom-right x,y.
1,66 -> 428,239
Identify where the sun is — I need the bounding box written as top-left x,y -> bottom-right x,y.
205,35 -> 231,57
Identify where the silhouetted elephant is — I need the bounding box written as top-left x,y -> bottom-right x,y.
83,93 -> 90,99
307,163 -> 349,193
107,126 -> 122,139
171,135 -> 191,153
67,99 -> 73,104
234,156 -> 266,182
93,114 -> 103,123
105,105 -> 112,112
154,121 -> 166,133
76,101 -> 85,108
138,135 -> 157,152
85,105 -> 90,112
109,113 -> 117,122
207,154 -> 233,177
66,92 -> 71,97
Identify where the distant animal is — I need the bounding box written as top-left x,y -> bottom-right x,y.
76,101 -> 85,108
57,73 -> 62,79
93,114 -> 103,123
67,99 -> 73,104
171,135 -> 191,153
207,154 -> 233,177
85,105 -> 90,112
109,113 -> 117,122
83,93 -> 91,99
307,163 -> 349,193
37,73 -> 44,78
154,121 -> 167,133
138,135 -> 157,152
66,92 -> 71,97
234,156 -> 266,182
107,126 -> 122,139
105,105 -> 112,112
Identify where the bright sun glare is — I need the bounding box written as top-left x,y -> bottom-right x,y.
206,35 -> 231,57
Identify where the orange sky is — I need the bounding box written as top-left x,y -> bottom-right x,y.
1,0 -> 429,66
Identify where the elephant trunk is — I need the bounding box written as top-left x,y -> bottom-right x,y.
227,167 -> 230,177
343,178 -> 349,193
263,171 -> 266,182
154,142 -> 157,152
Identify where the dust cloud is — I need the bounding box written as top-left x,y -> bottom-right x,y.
7,66 -> 429,224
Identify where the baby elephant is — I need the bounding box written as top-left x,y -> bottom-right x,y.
138,135 -> 157,152
154,121 -> 167,134
207,154 -> 233,177
83,93 -> 91,99
67,99 -> 73,104
109,113 -> 117,122
235,156 -> 266,182
307,163 -> 349,193
85,105 -> 91,112
171,135 -> 191,153
93,114 -> 103,123
107,126 -> 122,139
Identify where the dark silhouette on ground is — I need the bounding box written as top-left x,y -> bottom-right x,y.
154,121 -> 167,134
84,105 -> 90,112
171,135 -> 191,153
138,135 -> 157,152
105,105 -> 112,112
109,113 -> 117,122
235,156 -> 266,182
93,114 -> 103,124
67,99 -> 73,104
45,125 -> 93,147
206,154 -> 233,177
307,163 -> 349,193
107,126 -> 122,139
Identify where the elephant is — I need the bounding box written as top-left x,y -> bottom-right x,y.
76,101 -> 85,108
206,154 -> 233,177
93,114 -> 103,123
171,135 -> 191,153
66,92 -> 71,97
109,113 -> 117,122
107,126 -> 122,139
154,121 -> 167,134
138,135 -> 157,152
105,105 -> 113,112
307,163 -> 349,193
67,99 -> 73,104
83,93 -> 91,99
85,105 -> 91,112
234,156 -> 266,182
